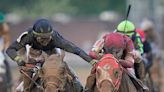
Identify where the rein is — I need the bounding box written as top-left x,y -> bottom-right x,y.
19,63 -> 44,90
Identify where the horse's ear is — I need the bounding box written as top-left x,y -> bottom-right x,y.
60,50 -> 65,60
42,51 -> 48,60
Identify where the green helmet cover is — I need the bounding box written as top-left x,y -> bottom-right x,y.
117,20 -> 135,36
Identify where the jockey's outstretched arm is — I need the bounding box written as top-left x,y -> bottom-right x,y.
53,31 -> 93,63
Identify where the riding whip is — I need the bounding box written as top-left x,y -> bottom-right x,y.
20,69 -> 44,90
124,4 -> 132,31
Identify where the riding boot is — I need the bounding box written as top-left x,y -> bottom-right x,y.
64,62 -> 83,92
134,61 -> 146,82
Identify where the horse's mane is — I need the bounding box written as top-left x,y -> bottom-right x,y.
42,54 -> 65,77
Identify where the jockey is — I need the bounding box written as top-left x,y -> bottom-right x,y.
116,20 -> 144,55
0,12 -> 12,87
87,32 -> 149,92
6,19 -> 96,92
136,28 -> 153,71
115,20 -> 146,81
89,32 -> 135,71
86,32 -> 137,91
140,19 -> 156,43
140,19 -> 158,92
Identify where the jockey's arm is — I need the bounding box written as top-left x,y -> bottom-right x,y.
89,38 -> 104,59
54,32 -> 93,63
119,52 -> 134,68
6,31 -> 30,61
135,33 -> 144,55
119,36 -> 135,68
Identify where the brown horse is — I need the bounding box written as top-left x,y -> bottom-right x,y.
85,54 -> 146,92
17,48 -> 76,92
40,54 -> 77,92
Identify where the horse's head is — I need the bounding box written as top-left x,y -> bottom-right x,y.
93,54 -> 123,92
41,54 -> 66,92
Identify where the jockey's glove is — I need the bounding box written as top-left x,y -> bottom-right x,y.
14,56 -> 25,66
90,59 -> 98,66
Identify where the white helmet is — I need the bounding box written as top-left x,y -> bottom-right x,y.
140,19 -> 154,31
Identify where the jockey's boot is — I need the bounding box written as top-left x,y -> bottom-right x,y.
64,62 -> 83,92
134,61 -> 146,82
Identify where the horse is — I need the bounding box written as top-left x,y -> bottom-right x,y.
39,53 -> 78,92
17,47 -> 77,92
85,54 -> 147,92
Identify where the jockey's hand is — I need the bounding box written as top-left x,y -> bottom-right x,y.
134,50 -> 142,59
17,60 -> 25,66
14,56 -> 25,66
89,59 -> 98,66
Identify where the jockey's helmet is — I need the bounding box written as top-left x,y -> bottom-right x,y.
140,19 -> 154,31
103,32 -> 126,59
136,28 -> 145,42
116,20 -> 135,37
32,19 -> 53,46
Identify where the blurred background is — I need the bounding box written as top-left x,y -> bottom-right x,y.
0,0 -> 164,92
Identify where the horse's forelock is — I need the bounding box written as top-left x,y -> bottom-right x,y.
46,54 -> 62,62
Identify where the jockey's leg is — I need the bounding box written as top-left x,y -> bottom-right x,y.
22,72 -> 32,92
134,58 -> 146,82
134,59 -> 151,92
64,62 -> 83,92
